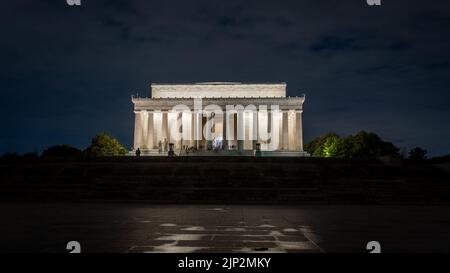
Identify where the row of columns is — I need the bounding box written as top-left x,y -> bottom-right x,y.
133,109 -> 303,151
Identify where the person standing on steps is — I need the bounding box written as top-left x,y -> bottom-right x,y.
163,138 -> 168,152
158,140 -> 162,154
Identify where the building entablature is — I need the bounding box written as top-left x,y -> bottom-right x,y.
132,96 -> 305,111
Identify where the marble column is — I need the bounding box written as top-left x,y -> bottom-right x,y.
237,110 -> 244,151
222,111 -> 228,150
278,111 -> 283,150
296,110 -> 303,151
259,110 -> 268,144
288,110 -> 296,151
162,110 -> 169,145
282,110 -> 288,150
146,111 -> 154,150
167,111 -> 179,148
190,111 -> 195,147
143,111 -> 149,149
182,111 -> 191,149
206,112 -> 213,150
177,112 -> 183,149
252,110 -> 258,150
153,110 -> 162,147
244,112 -> 251,150
133,110 -> 143,150
270,110 -> 282,151
194,111 -> 202,149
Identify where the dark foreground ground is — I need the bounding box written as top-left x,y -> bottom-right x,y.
1,157 -> 450,204
1,203 -> 450,253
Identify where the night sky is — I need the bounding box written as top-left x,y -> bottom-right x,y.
1,0 -> 449,156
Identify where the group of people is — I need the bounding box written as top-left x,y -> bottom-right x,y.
134,138 -> 169,157
157,138 -> 169,154
135,136 -> 227,157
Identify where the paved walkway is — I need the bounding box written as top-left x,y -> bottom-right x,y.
0,204 -> 449,252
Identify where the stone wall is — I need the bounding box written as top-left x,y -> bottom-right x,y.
1,157 -> 449,204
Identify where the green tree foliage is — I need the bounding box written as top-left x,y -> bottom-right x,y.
322,135 -> 342,157
408,147 -> 427,161
348,131 -> 400,159
304,133 -> 340,157
41,144 -> 82,158
305,131 -> 400,159
85,133 -> 127,157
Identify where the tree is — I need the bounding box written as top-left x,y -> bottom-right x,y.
305,131 -> 400,159
322,135 -> 342,157
408,147 -> 427,161
85,133 -> 127,157
22,152 -> 39,159
41,145 -> 82,158
348,131 -> 399,159
304,132 -> 340,156
335,136 -> 354,158
0,152 -> 19,161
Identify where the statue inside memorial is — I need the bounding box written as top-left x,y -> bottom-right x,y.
212,136 -> 223,150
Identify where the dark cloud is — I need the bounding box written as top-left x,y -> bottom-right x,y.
309,35 -> 362,52
309,33 -> 411,53
421,60 -> 450,70
1,0 -> 450,156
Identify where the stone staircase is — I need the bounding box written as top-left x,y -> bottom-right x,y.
129,149 -> 310,157
260,151 -> 310,157
0,157 -> 449,204
128,149 -> 166,156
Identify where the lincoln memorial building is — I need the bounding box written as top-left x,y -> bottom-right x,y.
131,82 -> 307,156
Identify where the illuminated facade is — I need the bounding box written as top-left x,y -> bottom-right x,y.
131,82 -> 306,155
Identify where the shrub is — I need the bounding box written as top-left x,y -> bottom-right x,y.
305,131 -> 400,159
85,133 -> 127,157
408,147 -> 427,161
41,145 -> 82,158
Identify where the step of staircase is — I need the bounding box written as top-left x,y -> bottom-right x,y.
1,158 -> 449,204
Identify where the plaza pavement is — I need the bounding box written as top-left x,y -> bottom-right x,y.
0,204 -> 449,253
